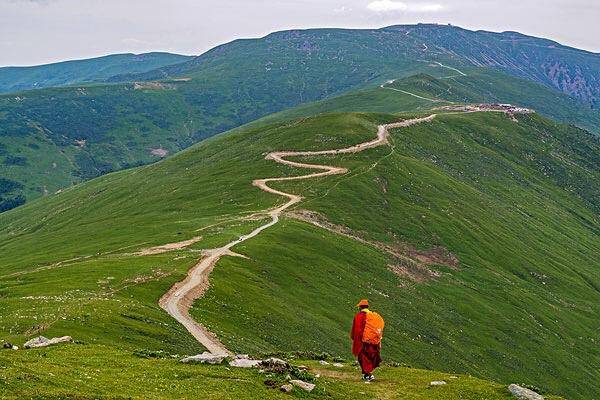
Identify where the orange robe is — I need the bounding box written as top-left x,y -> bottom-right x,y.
350,310 -> 382,374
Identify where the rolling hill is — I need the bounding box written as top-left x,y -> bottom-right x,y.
0,78 -> 597,399
0,52 -> 192,93
1,24 -> 599,213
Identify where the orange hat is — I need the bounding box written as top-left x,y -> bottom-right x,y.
356,299 -> 369,307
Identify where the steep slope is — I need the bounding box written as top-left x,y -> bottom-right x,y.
0,52 -> 192,93
0,103 -> 597,399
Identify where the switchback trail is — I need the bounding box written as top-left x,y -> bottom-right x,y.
159,115 -> 436,355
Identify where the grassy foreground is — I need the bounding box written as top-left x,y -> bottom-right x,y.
0,344 -> 558,399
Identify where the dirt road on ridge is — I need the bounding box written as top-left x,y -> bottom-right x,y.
159,115 -> 436,355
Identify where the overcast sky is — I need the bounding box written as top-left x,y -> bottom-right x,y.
1,0 -> 598,66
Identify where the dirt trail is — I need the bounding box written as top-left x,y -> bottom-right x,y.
380,80 -> 445,102
159,115 -> 436,355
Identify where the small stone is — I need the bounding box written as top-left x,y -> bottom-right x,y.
24,336 -> 72,349
11,345 -> 18,350
280,384 -> 293,393
2,342 -> 12,349
333,362 -> 344,367
430,380 -> 447,386
319,360 -> 329,365
180,352 -> 226,364
290,379 -> 316,392
234,354 -> 249,359
449,375 -> 458,379
508,384 -> 544,400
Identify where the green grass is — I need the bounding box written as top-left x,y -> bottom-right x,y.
0,110 -> 597,398
0,345 -> 556,399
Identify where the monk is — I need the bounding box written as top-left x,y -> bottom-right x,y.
350,299 -> 382,381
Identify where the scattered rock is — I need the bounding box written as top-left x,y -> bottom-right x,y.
180,352 -> 227,364
508,384 -> 544,400
319,360 -> 330,365
260,357 -> 290,373
230,358 -> 261,368
2,342 -> 12,349
280,384 -> 293,393
290,379 -> 316,392
12,345 -> 18,350
333,362 -> 344,367
297,365 -> 308,370
430,380 -> 447,386
24,336 -> 72,349
449,375 -> 459,379
264,379 -> 278,388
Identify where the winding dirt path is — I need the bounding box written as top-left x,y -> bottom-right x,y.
159,115 -> 436,355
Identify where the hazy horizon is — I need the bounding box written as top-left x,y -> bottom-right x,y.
1,0 -> 599,67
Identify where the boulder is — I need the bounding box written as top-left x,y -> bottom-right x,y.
230,358 -> 261,368
430,381 -> 447,386
180,352 -> 226,364
508,384 -> 544,400
280,384 -> 293,393
290,379 -> 316,392
2,342 -> 13,349
24,336 -> 72,349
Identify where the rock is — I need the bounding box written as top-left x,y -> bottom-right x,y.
290,379 -> 316,392
449,375 -> 458,379
280,384 -> 293,393
319,360 -> 329,365
430,380 -> 447,386
260,357 -> 290,373
11,345 -> 18,350
234,354 -> 250,359
508,384 -> 544,400
2,342 -> 12,349
180,352 -> 226,364
229,358 -> 261,368
24,336 -> 72,349
333,362 -> 344,367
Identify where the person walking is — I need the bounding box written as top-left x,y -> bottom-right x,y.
350,299 -> 384,381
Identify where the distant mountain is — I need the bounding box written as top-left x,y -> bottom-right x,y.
116,24 -> 600,107
0,52 -> 193,93
1,24 -> 599,213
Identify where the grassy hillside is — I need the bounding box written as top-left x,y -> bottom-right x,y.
2,65 -> 599,214
0,106 -> 597,399
0,52 -> 192,93
259,68 -> 600,133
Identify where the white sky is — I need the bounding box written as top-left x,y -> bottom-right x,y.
1,0 -> 598,66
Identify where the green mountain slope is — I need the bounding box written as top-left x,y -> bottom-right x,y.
2,66 -> 598,214
2,25 -> 599,213
0,99 -> 597,399
0,52 -> 192,93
